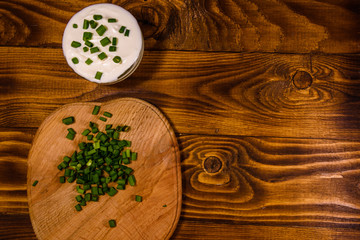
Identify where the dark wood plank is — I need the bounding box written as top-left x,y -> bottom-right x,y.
1,47 -> 360,140
1,130 -> 360,232
1,0 -> 359,53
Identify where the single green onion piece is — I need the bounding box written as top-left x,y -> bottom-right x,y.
92,127 -> 99,133
82,129 -> 91,136
117,184 -> 125,190
113,56 -> 122,63
113,131 -> 119,139
73,23 -> 78,28
71,41 -> 81,48
62,116 -> 75,125
92,105 -> 100,115
131,152 -> 137,160
80,199 -> 87,206
105,124 -> 112,130
60,176 -> 65,183
75,204 -> 82,211
63,156 -> 71,163
32,180 -> 38,186
93,14 -> 102,20
112,37 -> 117,45
71,57 -> 79,64
92,195 -> 99,201
163,204 -> 167,207
100,37 -> 111,47
128,175 -> 136,186
68,128 -> 76,134
107,187 -> 118,196
85,193 -> 91,202
90,47 -> 100,54
96,25 -> 107,36
99,116 -> 107,122
83,32 -> 93,41
119,26 -> 126,33
75,195 -> 83,202
109,46 -> 116,52
108,18 -> 117,23
85,40 -> 94,47
83,19 -> 89,29
103,112 -> 112,118
125,29 -> 130,37
87,134 -> 93,140
98,52 -> 108,60
83,47 -> 89,52
109,219 -> 116,228
85,58 -> 93,65
135,195 -> 142,202
95,71 -> 103,80
66,132 -> 75,140
90,20 -> 98,29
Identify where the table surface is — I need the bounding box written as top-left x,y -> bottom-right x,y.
1,0 -> 360,239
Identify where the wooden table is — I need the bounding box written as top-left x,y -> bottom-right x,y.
1,1 -> 360,239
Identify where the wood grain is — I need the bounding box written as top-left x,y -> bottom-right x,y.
0,0 -> 359,53
1,47 -> 360,140
2,131 -> 360,238
27,98 -> 181,240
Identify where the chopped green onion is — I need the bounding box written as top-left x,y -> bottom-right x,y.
83,47 -> 89,52
62,116 -> 75,125
83,19 -> 89,29
100,37 -> 111,47
163,204 -> 167,207
87,134 -> 93,140
75,195 -> 83,202
125,29 -> 130,37
67,128 -> 76,135
107,187 -> 118,196
73,24 -> 78,28
105,124 -> 112,130
128,175 -> 136,186
32,180 -> 38,186
60,176 -> 65,183
66,132 -> 75,140
113,56 -> 122,63
90,47 -> 100,54
98,52 -> 108,60
71,41 -> 81,48
93,15 -> 102,20
85,40 -> 94,47
119,26 -> 126,33
109,46 -> 116,52
75,204 -> 82,211
109,219 -> 116,228
83,32 -> 93,41
131,152 -> 137,160
103,112 -> 112,118
90,20 -> 98,29
82,129 -> 91,136
85,58 -> 93,65
95,71 -> 103,80
99,116 -> 107,122
135,195 -> 142,202
92,105 -> 100,115
96,25 -> 107,36
112,37 -> 117,45
71,57 -> 79,64
108,18 -> 117,23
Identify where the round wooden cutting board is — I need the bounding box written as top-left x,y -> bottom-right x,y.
27,98 -> 181,240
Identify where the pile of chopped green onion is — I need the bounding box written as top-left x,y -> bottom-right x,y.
70,14 -> 131,80
59,105 -> 139,212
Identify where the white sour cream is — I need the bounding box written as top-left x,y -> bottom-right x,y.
62,3 -> 143,84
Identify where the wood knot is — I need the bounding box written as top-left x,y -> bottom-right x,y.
203,156 -> 222,174
292,71 -> 313,89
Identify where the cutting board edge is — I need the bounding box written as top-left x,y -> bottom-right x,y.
27,97 -> 182,240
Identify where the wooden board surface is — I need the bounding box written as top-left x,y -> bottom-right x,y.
27,98 -> 181,240
1,47 -> 360,140
0,0 -> 359,53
